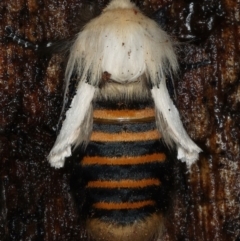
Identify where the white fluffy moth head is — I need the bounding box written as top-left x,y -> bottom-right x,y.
48,0 -> 202,169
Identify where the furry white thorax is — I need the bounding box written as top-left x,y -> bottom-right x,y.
65,0 -> 178,87
48,0 -> 202,169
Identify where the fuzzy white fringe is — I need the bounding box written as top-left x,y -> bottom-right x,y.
151,83 -> 202,168
48,83 -> 95,168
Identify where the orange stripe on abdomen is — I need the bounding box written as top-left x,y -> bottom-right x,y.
82,153 -> 166,166
93,200 -> 156,210
90,129 -> 160,142
93,108 -> 155,123
87,179 -> 161,189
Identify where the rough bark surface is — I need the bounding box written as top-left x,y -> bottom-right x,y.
0,0 -> 239,240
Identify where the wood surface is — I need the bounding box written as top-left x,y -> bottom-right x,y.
0,0 -> 239,240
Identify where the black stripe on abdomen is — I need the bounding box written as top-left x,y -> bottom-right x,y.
85,140 -> 166,157
92,121 -> 157,133
82,162 -> 166,180
86,186 -> 161,203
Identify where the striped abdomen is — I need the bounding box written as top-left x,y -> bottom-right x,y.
81,103 -> 170,241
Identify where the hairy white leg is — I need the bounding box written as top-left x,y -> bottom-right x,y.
151,80 -> 202,168
48,82 -> 95,168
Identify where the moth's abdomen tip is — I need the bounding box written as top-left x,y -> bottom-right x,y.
87,213 -> 164,241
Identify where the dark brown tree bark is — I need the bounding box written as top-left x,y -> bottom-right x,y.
0,0 -> 239,240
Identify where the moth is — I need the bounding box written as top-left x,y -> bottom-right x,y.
6,0 -> 202,240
